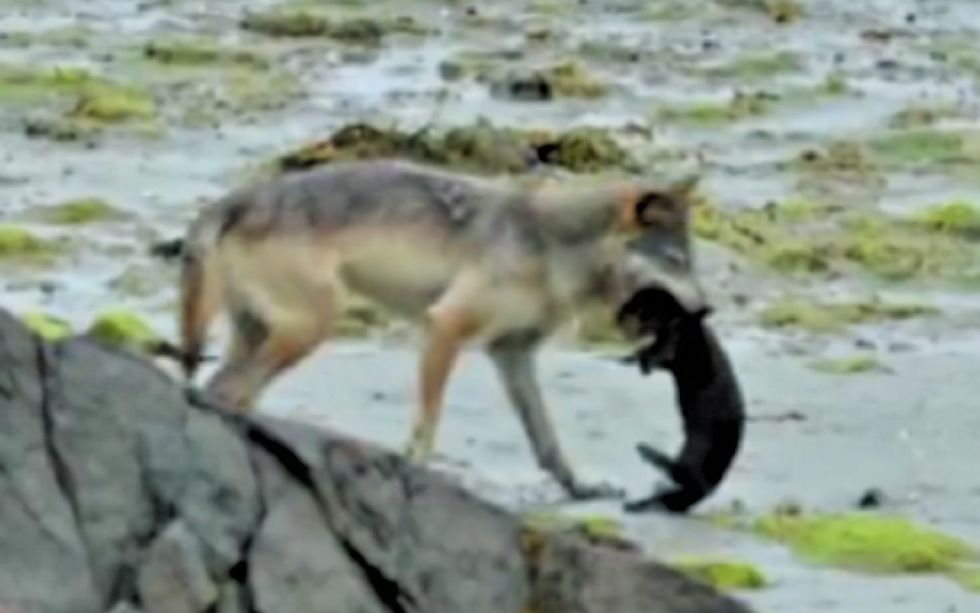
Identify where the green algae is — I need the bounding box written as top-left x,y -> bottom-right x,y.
656,92 -> 774,126
792,140 -> 880,185
758,297 -> 938,334
670,558 -> 769,591
0,226 -> 63,264
240,8 -> 418,44
85,310 -> 161,352
143,39 -> 268,69
0,63 -> 155,124
808,354 -> 887,375
910,201 -> 980,237
840,214 -> 979,281
693,195 -> 980,283
540,61 -> 607,98
752,512 -> 977,574
241,9 -> 330,37
520,512 -> 633,549
37,198 -> 124,225
702,51 -> 802,81
868,129 -> 980,170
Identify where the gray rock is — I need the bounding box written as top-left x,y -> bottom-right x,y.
0,311 -> 100,613
0,307 -> 754,613
137,520 -> 218,613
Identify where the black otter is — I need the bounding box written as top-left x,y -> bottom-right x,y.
616,287 -> 745,514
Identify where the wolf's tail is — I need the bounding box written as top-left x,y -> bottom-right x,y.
152,208 -> 230,381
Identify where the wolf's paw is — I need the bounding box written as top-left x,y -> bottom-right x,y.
565,479 -> 625,501
403,429 -> 435,465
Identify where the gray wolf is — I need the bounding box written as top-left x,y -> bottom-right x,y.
152,158 -> 707,499
617,286 -> 745,512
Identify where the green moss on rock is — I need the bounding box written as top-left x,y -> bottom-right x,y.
86,310 -> 160,351
21,311 -> 73,341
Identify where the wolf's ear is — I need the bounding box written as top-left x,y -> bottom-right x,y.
669,174 -> 701,200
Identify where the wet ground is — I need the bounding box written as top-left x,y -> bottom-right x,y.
2,0 -> 980,611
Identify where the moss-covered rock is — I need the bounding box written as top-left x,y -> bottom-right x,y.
758,297 -> 937,334
86,310 -> 161,352
21,311 -> 73,342
670,558 -> 769,591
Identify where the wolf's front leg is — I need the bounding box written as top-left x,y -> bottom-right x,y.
487,333 -> 623,501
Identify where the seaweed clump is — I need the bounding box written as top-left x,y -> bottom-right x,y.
275,120 -> 633,175
490,61 -> 607,101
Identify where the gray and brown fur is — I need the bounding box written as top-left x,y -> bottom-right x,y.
159,158 -> 706,500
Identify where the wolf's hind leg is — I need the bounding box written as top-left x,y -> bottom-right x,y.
204,291 -> 334,410
405,277 -> 484,464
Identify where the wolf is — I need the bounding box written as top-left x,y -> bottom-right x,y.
151,158 -> 708,499
616,286 -> 745,513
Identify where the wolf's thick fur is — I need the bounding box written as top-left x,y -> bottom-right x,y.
158,158 -> 706,499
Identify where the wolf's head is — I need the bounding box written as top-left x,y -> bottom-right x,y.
613,173 -> 709,324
